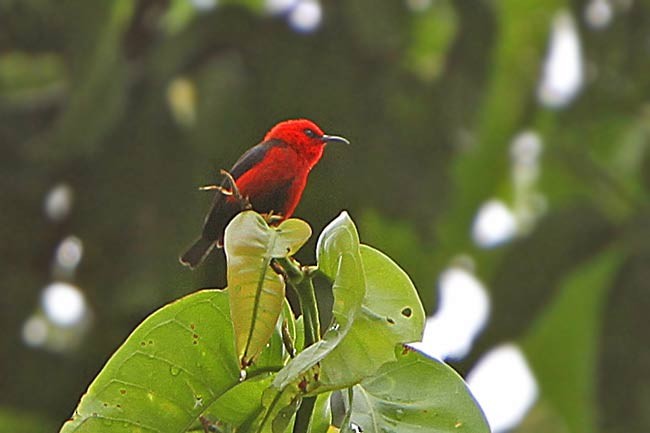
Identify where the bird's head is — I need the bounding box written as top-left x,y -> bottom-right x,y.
265,119 -> 349,168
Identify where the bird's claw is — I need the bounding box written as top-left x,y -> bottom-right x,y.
219,169 -> 252,210
198,184 -> 232,195
263,210 -> 284,225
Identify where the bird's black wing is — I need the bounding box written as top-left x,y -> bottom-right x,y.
180,139 -> 287,268
229,138 -> 286,179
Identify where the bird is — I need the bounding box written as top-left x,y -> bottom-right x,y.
180,118 -> 349,269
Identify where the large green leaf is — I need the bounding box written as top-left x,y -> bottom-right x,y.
273,212 -> 365,390
59,290 -> 240,433
347,348 -> 490,433
225,211 -> 311,367
317,245 -> 425,390
200,374 -> 275,430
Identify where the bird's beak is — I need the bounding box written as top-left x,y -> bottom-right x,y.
321,134 -> 350,145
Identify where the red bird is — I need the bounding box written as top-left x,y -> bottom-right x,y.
180,119 -> 349,268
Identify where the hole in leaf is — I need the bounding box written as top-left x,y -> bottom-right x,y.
119,389 -> 126,395
401,307 -> 412,318
386,317 -> 395,324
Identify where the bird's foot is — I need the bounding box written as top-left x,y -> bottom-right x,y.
263,210 -> 284,225
220,169 -> 252,210
198,184 -> 232,195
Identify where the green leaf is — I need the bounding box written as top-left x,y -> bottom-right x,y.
225,211 -> 311,367
249,384 -> 302,433
307,393 -> 332,433
249,299 -> 297,375
202,374 -> 275,429
274,212 -> 365,389
317,245 -> 425,390
347,348 -> 490,433
60,290 -> 240,433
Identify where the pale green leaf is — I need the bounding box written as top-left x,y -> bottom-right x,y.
225,211 -> 311,367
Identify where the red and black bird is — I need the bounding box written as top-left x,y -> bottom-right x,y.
180,119 -> 349,268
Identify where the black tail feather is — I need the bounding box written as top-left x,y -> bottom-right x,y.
179,237 -> 215,269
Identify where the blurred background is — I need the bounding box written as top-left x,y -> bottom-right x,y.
1,0 -> 649,432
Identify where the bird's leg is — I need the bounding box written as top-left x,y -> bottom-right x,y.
220,169 -> 252,210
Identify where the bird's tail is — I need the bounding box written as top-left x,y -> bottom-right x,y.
179,237 -> 215,269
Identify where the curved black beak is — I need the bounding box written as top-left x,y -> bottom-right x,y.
321,134 -> 350,145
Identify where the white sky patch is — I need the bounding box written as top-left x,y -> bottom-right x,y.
44,183 -> 73,222
265,0 -> 299,15
54,235 -> 83,273
585,0 -> 613,29
288,0 -> 322,33
472,199 -> 518,248
41,282 -> 87,328
538,11 -> 584,109
467,344 -> 539,433
411,267 -> 490,360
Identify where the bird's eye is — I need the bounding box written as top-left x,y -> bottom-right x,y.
304,129 -> 317,138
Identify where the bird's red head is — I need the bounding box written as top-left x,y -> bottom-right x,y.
264,119 -> 349,168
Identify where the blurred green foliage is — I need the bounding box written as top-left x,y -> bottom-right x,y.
1,0 -> 649,432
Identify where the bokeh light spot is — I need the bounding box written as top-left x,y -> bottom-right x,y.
538,11 -> 584,108
472,199 -> 517,248
406,0 -> 432,12
585,0 -> 613,29
411,266 -> 490,360
190,0 -> 218,11
41,282 -> 87,328
265,0 -> 299,15
467,344 -> 538,433
288,0 -> 322,33
44,183 -> 73,222
54,235 -> 84,273
167,77 -> 197,127
22,315 -> 49,348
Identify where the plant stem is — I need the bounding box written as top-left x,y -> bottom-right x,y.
296,276 -> 320,347
274,258 -> 322,433
275,258 -> 321,347
293,396 -> 316,433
